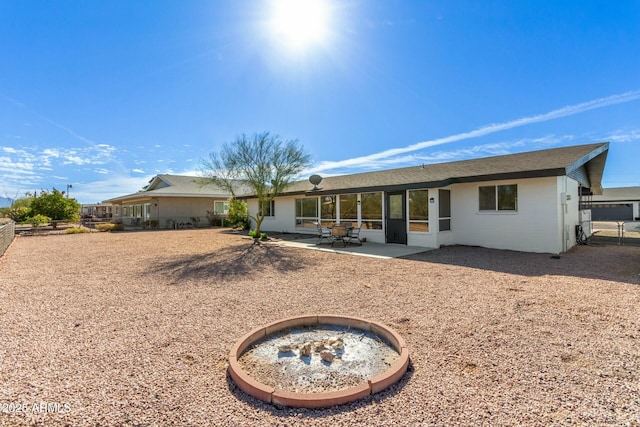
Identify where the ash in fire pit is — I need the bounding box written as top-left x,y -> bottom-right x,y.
237,325 -> 400,393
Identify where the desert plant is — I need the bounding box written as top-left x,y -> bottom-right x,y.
227,198 -> 249,229
260,232 -> 268,241
25,214 -> 51,231
248,229 -> 259,238
6,207 -> 30,223
200,132 -> 310,237
66,226 -> 90,234
95,223 -> 125,232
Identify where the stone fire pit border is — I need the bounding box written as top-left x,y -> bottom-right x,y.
227,314 -> 410,408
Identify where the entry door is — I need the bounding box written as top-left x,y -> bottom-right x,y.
386,191 -> 407,244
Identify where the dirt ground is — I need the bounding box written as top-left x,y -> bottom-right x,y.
0,229 -> 638,426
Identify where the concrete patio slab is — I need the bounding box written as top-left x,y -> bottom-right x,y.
267,237 -> 433,259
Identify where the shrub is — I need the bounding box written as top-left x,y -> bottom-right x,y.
260,232 -> 268,241
25,214 -> 51,229
95,223 -> 125,232
248,229 -> 259,238
7,207 -> 30,223
228,199 -> 250,230
66,226 -> 90,234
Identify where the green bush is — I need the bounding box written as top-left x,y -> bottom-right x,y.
66,226 -> 90,234
29,189 -> 80,222
25,214 -> 51,228
260,232 -> 268,241
228,199 -> 250,229
248,229 -> 259,238
7,207 -> 30,223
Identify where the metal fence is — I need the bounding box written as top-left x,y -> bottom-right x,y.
0,221 -> 15,257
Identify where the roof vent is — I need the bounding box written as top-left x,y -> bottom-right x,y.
309,174 -> 323,190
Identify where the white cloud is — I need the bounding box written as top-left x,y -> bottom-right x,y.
42,148 -> 61,157
307,90 -> 640,174
603,130 -> 640,143
131,168 -> 145,173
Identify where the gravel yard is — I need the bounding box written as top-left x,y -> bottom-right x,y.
0,228 -> 638,426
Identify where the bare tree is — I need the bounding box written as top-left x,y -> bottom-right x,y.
200,132 -> 310,238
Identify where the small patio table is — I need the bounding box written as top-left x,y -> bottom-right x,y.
330,225 -> 350,247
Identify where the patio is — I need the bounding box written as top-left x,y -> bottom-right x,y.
267,234 -> 432,259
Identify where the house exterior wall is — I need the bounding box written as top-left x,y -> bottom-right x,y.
111,197 -> 224,228
247,196 -> 297,234
449,176 -> 580,254
250,176 -> 585,253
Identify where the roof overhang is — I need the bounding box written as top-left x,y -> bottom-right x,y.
565,143 -> 608,195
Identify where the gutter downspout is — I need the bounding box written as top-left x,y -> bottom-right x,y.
561,176 -> 568,253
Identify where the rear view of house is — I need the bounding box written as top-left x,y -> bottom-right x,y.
244,143 -> 609,254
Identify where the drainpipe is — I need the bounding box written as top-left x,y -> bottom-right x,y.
560,177 -> 568,253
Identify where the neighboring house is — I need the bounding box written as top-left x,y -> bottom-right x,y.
244,143 -> 609,254
589,186 -> 640,221
103,174 -> 235,229
81,203 -> 113,219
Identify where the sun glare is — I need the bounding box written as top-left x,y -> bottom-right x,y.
269,0 -> 331,51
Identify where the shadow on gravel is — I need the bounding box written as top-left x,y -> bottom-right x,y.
225,361 -> 415,418
151,243 -> 308,282
400,244 -> 640,284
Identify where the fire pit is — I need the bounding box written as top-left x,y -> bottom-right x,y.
228,315 -> 409,408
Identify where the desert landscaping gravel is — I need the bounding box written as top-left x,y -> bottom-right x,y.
0,228 -> 638,426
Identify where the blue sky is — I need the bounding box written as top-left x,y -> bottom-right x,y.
1,0 -> 639,204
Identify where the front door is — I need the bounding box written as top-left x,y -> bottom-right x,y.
386,191 -> 407,244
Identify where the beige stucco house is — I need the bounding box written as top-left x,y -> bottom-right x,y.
103,174 -> 235,229
244,143 -> 609,254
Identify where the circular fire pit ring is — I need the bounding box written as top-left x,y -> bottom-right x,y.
228,315 -> 409,408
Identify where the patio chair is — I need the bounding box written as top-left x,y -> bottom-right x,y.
315,222 -> 333,245
346,225 -> 363,246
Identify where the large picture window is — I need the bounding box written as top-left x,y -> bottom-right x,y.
295,197 -> 318,229
320,196 -> 336,226
409,190 -> 429,232
339,194 -> 357,225
479,184 -> 518,211
360,192 -> 382,230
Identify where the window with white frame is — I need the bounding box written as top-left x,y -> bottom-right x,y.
213,200 -> 229,215
479,184 -> 518,211
295,197 -> 318,229
259,200 -> 275,217
408,189 -> 430,232
360,192 -> 382,230
320,196 -> 336,226
339,194 -> 357,225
